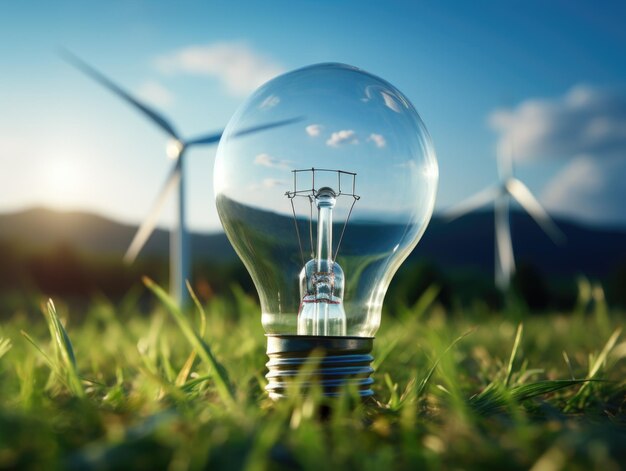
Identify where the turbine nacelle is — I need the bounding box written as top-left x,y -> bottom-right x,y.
167,139 -> 185,160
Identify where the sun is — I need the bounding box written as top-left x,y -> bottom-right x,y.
42,158 -> 86,208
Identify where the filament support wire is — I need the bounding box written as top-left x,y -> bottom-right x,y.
286,168 -> 360,265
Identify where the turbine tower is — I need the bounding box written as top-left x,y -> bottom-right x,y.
444,142 -> 565,290
62,50 -> 299,304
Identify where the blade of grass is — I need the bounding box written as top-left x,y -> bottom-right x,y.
517,368 -> 545,384
470,379 -> 591,415
411,284 -> 441,320
511,379 -> 591,402
21,329 -> 72,390
159,336 -> 176,383
46,300 -> 77,367
143,277 -> 235,407
175,280 -> 208,387
415,328 -> 476,400
21,330 -> 58,372
0,337 -> 11,360
505,323 -> 523,387
562,351 -> 575,380
585,328 -> 621,379
175,350 -> 198,388
372,337 -> 398,370
188,280 -> 208,337
387,328 -> 476,409
567,327 -> 621,409
44,299 -> 84,397
15,356 -> 37,410
137,365 -> 188,403
179,374 -> 212,393
384,373 -> 400,408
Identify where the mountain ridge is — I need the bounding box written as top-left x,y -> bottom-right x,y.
1,206 -> 625,278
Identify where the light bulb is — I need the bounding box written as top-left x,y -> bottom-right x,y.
215,63 -> 438,399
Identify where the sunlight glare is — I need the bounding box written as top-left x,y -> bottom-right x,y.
42,158 -> 87,208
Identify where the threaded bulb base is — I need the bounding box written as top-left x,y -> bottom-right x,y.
265,335 -> 374,400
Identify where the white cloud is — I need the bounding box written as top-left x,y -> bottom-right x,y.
542,157 -> 603,213
260,94 -> 280,109
249,178 -> 285,191
136,80 -> 174,108
394,160 -> 438,179
382,91 -> 402,112
489,85 -> 626,162
489,85 -> 626,225
394,160 -> 416,169
262,178 -> 283,188
326,129 -> 358,147
367,133 -> 386,148
254,153 -> 291,170
306,124 -> 323,137
542,156 -> 626,223
155,41 -> 285,97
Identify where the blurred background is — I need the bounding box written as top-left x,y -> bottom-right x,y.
1,0 -> 625,315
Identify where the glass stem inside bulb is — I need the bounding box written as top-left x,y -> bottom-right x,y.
315,203 -> 334,333
298,187 -> 347,336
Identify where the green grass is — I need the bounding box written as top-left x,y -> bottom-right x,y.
0,282 -> 624,471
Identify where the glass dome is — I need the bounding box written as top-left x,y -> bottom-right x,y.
215,63 -> 437,337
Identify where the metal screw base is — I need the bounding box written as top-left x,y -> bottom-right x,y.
265,335 -> 374,400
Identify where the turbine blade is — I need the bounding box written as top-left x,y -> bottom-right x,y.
506,178 -> 566,244
60,48 -> 179,140
124,164 -> 181,263
443,185 -> 502,221
184,131 -> 222,147
495,195 -> 515,290
233,116 -> 305,138
184,116 -> 305,148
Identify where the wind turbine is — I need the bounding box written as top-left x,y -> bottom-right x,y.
444,142 -> 566,290
62,50 -> 300,304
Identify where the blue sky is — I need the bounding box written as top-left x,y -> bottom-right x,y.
1,0 -> 625,231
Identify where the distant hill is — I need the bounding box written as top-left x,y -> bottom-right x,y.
1,206 -> 625,279
416,211 -> 626,279
0,207 -> 236,262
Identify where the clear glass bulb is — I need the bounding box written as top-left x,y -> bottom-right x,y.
215,63 -> 437,397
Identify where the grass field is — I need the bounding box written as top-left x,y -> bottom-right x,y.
0,280 -> 624,470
